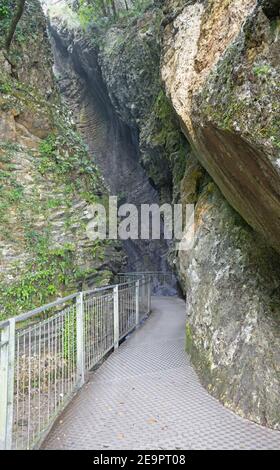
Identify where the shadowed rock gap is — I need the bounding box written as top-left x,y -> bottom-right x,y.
48,24 -> 175,287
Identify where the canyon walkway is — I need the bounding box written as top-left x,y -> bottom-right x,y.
43,297 -> 280,450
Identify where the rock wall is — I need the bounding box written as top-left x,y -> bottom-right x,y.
162,0 -> 280,428
0,1 -> 123,319
162,0 -> 280,253
98,6 -> 188,204
180,155 -> 280,429
47,9 -> 175,276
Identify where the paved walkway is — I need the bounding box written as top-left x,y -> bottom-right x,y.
43,297 -> 280,450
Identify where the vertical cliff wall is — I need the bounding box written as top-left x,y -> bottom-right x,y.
162,0 -> 280,429
47,9 -> 175,277
0,1 -> 123,319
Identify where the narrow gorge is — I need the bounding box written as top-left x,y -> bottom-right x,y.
48,18 -> 173,275
0,0 -> 279,438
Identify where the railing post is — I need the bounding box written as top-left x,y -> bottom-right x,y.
0,318 -> 15,450
135,280 -> 140,327
76,292 -> 85,387
148,278 -> 151,314
113,286 -> 119,350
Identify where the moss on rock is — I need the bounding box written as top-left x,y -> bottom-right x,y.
0,1 -> 122,320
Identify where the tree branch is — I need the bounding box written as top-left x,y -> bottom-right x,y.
5,0 -> 26,51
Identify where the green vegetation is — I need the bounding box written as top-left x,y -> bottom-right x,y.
0,0 -> 13,22
0,140 -> 111,319
0,0 -> 10,20
0,123 -> 110,319
153,91 -> 185,158
0,81 -> 13,93
63,310 -> 77,363
0,55 -> 112,320
185,323 -> 193,354
0,0 -> 43,69
253,64 -> 272,77
0,202 -> 111,320
37,130 -> 101,193
0,0 -> 29,54
0,239 -> 75,318
5,0 -> 26,51
47,0 -> 152,32
149,90 -> 187,191
75,0 -> 152,30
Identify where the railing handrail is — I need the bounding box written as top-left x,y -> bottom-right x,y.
0,293 -> 78,329
82,278 -> 139,296
118,271 -> 172,275
0,279 -> 145,329
0,271 -> 166,450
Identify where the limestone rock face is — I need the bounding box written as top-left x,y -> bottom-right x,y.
162,0 -> 280,428
47,9 -> 177,277
162,0 -> 280,253
0,1 -> 123,319
97,7 -> 188,203
99,9 -> 162,129
178,154 -> 280,429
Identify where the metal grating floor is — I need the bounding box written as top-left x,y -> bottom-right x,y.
43,297 -> 280,450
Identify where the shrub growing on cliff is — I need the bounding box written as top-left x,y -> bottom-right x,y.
0,0 -> 10,19
5,0 -> 26,51
75,0 -> 152,29
152,90 -> 187,186
76,0 -> 116,28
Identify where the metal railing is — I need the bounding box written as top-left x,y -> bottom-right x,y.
118,271 -> 175,294
0,274 -> 152,450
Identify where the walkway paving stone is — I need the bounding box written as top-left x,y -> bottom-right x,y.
43,297 -> 280,450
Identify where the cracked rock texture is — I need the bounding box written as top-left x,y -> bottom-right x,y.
162,0 -> 280,428
162,0 -> 280,253
47,10 -> 174,276
0,1 -> 123,318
